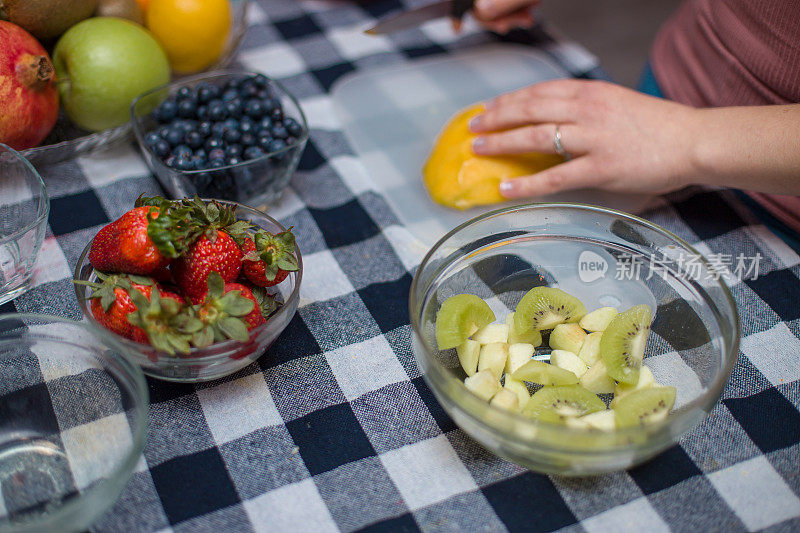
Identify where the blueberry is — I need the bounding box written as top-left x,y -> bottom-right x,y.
256,116 -> 273,131
194,148 -> 207,160
222,117 -> 239,132
154,99 -> 177,122
192,154 -> 207,169
238,117 -> 255,134
165,127 -> 184,147
217,171 -> 234,191
223,128 -> 241,144
243,146 -> 263,160
257,135 -> 273,150
175,156 -> 195,171
164,155 -> 178,168
225,144 -> 242,158
208,148 -> 226,161
205,137 -> 224,151
196,105 -> 208,120
244,99 -> 264,118
226,156 -> 241,166
270,124 -> 288,139
197,121 -> 212,137
221,88 -> 239,102
240,132 -> 255,146
176,86 -> 192,100
224,99 -> 242,118
144,131 -> 161,147
253,73 -> 269,88
173,144 -> 192,157
209,158 -> 226,168
284,117 -> 303,137
208,102 -> 227,121
192,171 -> 213,189
186,131 -> 204,149
263,97 -> 280,111
175,119 -> 196,133
267,139 -> 287,153
177,99 -> 197,118
153,139 -> 171,157
256,88 -> 273,100
270,106 -> 284,121
286,136 -> 297,145
211,122 -> 227,137
197,83 -> 219,103
240,82 -> 259,98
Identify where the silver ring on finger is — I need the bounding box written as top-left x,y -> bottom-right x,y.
553,125 -> 571,161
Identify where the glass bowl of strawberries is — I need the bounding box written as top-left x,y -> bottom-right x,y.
73,196 -> 302,382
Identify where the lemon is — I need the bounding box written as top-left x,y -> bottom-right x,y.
146,0 -> 231,74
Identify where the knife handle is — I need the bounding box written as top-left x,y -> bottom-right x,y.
451,0 -> 476,20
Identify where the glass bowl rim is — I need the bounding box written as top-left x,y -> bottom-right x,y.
73,200 -> 303,366
409,201 -> 741,443
130,69 -> 310,174
0,143 -> 50,246
0,312 -> 149,528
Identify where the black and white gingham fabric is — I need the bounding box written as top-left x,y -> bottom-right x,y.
2,1 -> 798,531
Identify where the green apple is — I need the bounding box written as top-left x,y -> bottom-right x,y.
53,17 -> 170,132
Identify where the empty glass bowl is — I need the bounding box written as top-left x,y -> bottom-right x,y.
131,70 -> 309,208
74,201 -> 302,382
0,145 -> 49,306
410,203 -> 740,475
0,314 -> 148,532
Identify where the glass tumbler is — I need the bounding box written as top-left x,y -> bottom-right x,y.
0,145 -> 49,306
0,314 -> 148,532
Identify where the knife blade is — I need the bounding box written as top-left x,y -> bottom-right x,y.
365,0 -> 475,35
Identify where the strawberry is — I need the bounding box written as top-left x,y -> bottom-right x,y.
224,282 -> 268,330
89,196 -> 202,275
242,229 -> 299,287
171,198 -> 253,304
80,272 -> 185,348
126,285 -> 194,354
89,206 -> 171,275
182,273 -> 265,348
173,231 -> 243,304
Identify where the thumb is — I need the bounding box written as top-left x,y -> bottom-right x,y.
474,0 -> 539,20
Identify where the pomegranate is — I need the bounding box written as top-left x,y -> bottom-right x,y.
0,21 -> 59,150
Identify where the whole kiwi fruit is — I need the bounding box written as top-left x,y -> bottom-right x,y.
0,0 -> 99,40
95,0 -> 142,25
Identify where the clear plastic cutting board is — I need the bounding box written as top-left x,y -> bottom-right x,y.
331,44 -> 653,247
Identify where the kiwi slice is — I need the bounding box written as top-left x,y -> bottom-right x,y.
524,385 -> 606,423
512,359 -> 579,386
435,294 -> 495,350
513,287 -> 587,333
599,304 -> 652,385
614,386 -> 676,427
506,312 -> 543,345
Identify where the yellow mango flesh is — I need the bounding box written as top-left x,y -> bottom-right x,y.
423,104 -> 563,210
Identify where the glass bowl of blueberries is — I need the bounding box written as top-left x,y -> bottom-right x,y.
130,70 -> 308,207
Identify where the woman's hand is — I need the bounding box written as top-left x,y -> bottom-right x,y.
468,79 -> 704,198
470,0 -> 538,33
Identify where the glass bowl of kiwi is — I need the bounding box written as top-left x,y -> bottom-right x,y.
409,203 -> 740,475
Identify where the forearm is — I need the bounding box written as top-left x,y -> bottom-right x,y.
689,104 -> 800,195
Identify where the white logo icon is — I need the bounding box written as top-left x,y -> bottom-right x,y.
578,250 -> 608,283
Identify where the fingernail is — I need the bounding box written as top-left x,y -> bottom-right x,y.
499,180 -> 515,196
468,115 -> 483,131
472,136 -> 486,153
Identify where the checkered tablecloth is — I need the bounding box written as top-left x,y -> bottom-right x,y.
2,1 -> 799,531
